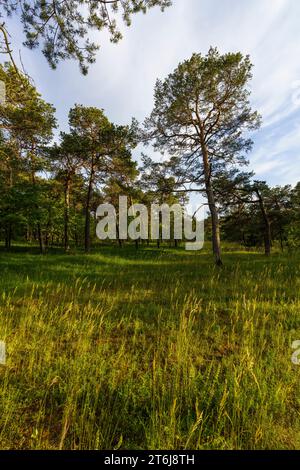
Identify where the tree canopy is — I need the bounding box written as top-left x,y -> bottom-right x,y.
1,0 -> 172,73
144,47 -> 261,264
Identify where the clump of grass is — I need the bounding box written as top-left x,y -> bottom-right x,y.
0,245 -> 300,449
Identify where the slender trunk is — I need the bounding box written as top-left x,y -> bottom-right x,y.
30,146 -> 45,254
85,162 -> 94,253
242,232 -> 246,247
200,142 -> 222,266
37,224 -> 45,254
206,185 -> 222,266
26,225 -> 33,243
147,208 -> 151,247
256,190 -> 271,256
116,222 -> 123,247
274,198 -> 284,252
5,166 -> 13,250
157,210 -> 161,249
64,175 -> 71,252
44,232 -> 49,250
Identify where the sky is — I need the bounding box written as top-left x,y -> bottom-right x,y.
4,0 -> 300,189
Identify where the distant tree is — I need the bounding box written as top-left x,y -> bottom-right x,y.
0,63 -> 56,252
1,0 -> 172,74
0,135 -> 22,248
103,160 -> 138,247
68,105 -> 137,252
261,184 -> 292,252
50,132 -> 85,252
217,173 -> 295,255
139,154 -> 187,247
145,48 -> 261,265
288,183 -> 300,247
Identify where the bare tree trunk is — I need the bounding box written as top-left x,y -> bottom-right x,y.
242,232 -> 246,247
30,145 -> 45,255
37,224 -> 45,254
200,140 -> 222,266
116,222 -> 123,247
85,164 -> 94,253
206,184 -> 222,266
5,166 -> 13,250
64,176 -> 71,252
26,225 -> 33,243
256,189 -> 271,256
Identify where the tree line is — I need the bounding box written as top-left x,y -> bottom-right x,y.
0,48 -> 299,265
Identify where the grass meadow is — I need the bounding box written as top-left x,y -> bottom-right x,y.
0,244 -> 300,450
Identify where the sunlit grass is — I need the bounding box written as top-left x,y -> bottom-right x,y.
0,244 -> 300,449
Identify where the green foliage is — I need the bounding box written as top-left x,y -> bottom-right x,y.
144,47 -> 262,265
2,0 -> 172,73
221,181 -> 299,251
0,63 -> 56,141
144,47 -> 261,181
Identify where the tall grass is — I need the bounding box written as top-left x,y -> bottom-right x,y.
0,245 -> 300,449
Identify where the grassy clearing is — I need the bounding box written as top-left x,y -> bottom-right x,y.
0,244 -> 300,449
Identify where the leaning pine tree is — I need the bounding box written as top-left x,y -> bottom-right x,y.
144,47 -> 261,266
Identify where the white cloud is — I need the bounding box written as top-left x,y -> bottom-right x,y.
251,118 -> 300,185
3,0 -> 300,187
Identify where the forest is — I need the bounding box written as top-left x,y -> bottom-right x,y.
0,0 -> 300,453
1,57 -> 299,261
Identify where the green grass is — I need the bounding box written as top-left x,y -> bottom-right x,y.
0,243 -> 300,449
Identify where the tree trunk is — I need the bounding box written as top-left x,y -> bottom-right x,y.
30,145 -> 45,255
37,223 -> 45,254
256,190 -> 271,256
116,222 -> 123,247
206,185 -> 222,266
85,164 -> 94,253
242,232 -> 246,247
26,225 -> 33,243
200,140 -> 222,266
5,167 -> 13,250
64,175 -> 71,252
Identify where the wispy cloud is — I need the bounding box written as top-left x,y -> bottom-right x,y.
4,0 -> 300,187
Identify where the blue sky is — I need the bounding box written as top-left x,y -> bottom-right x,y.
4,0 -> 300,188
